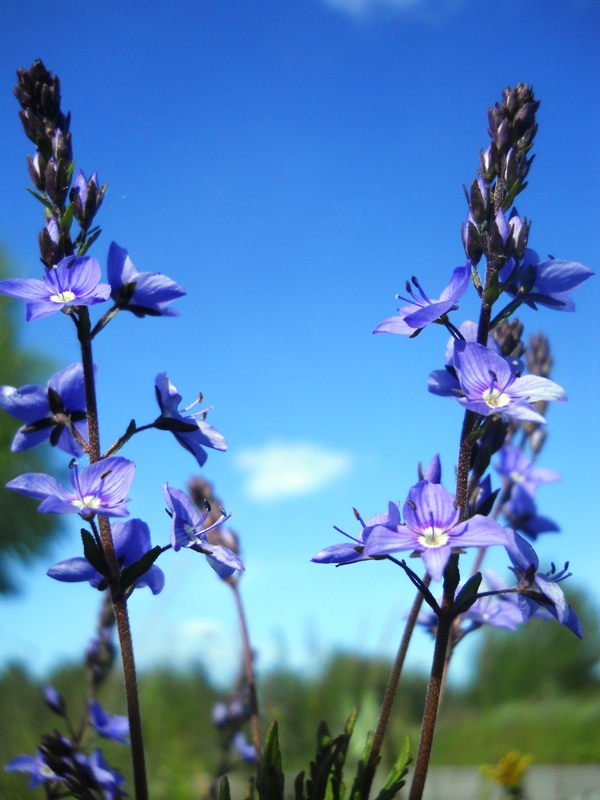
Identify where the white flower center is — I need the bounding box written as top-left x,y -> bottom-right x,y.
184,523 -> 198,542
73,495 -> 102,510
40,765 -> 57,778
509,470 -> 524,483
50,290 -> 76,303
417,526 -> 449,548
482,388 -> 510,409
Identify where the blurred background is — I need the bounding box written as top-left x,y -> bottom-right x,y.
0,0 -> 599,796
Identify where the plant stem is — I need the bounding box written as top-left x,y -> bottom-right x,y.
359,574 -> 431,800
230,580 -> 261,755
77,307 -> 149,800
408,598 -> 454,800
409,254 -> 499,797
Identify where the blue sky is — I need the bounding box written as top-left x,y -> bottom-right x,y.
0,0 -> 598,689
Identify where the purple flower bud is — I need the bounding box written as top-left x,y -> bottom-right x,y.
469,178 -> 489,224
503,147 -> 520,190
479,145 -> 496,182
43,684 -> 66,716
462,212 -> 483,265
27,151 -> 45,191
507,209 -> 528,259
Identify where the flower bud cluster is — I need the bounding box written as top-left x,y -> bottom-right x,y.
37,731 -> 125,798
522,332 -> 553,448
462,84 -> 538,270
15,61 -> 107,267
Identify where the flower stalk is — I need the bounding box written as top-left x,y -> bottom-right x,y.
230,580 -> 261,756
76,306 -> 149,800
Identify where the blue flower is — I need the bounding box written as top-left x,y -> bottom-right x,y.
48,517 -> 165,594
363,478 -> 509,581
447,341 -> 566,424
163,484 -> 243,577
374,263 -> 471,336
5,752 -> 61,788
154,373 -> 227,467
504,529 -> 582,637
0,362 -> 88,456
233,732 -> 256,762
500,248 -> 593,312
463,570 -> 523,631
312,502 -> 400,566
108,241 -> 186,317
0,256 -> 110,321
502,485 -> 560,540
89,701 -> 130,745
7,456 -> 135,518
85,749 -> 127,800
495,445 -> 560,497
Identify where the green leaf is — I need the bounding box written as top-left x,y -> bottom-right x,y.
153,416 -> 199,433
25,186 -> 54,212
256,722 -> 285,800
454,572 -> 483,616
501,179 -> 523,212
104,419 -> 137,457
60,203 -> 75,233
294,771 -> 306,800
484,269 -> 501,305
219,776 -> 231,800
245,777 -> 256,800
65,160 -> 76,184
344,707 -> 358,739
374,736 -> 411,800
81,529 -> 110,578
348,731 -> 374,800
119,546 -> 162,592
47,387 -> 64,415
78,228 -> 102,256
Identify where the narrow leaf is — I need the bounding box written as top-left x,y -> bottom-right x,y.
60,203 -> 75,233
348,731 -> 374,800
454,573 -> 483,616
25,186 -> 54,211
81,529 -> 110,578
119,546 -> 162,592
374,736 -> 411,800
219,776 -> 231,800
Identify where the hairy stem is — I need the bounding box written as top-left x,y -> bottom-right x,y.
231,581 -> 261,755
360,574 -> 431,800
77,307 -> 148,800
408,599 -> 454,800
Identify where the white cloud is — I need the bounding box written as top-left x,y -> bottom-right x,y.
235,441 -> 352,501
324,0 -> 421,14
322,0 -> 467,18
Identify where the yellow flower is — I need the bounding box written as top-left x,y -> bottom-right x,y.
480,751 -> 533,789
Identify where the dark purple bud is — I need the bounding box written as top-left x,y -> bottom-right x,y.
479,145 -> 496,182
503,147 -> 520,191
462,212 -> 483,266
469,177 -> 489,224
27,152 -> 46,191
496,119 -> 511,153
71,170 -> 105,229
512,102 -> 537,140
52,128 -> 72,163
44,684 -> 66,716
508,211 -> 529,259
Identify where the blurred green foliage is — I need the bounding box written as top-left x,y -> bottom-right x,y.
0,251 -> 62,593
1,584 -> 598,799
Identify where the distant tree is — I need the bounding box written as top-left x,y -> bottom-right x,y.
472,587 -> 600,706
0,251 -> 62,593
